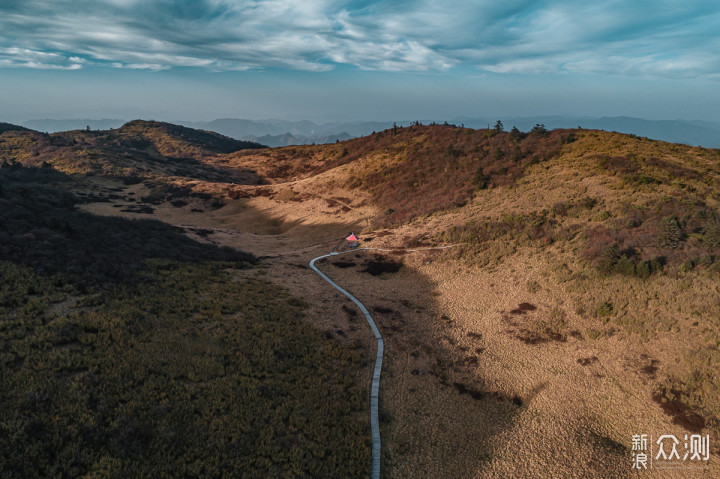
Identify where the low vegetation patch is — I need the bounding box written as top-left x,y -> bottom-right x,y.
0,165 -> 370,476
361,257 -> 403,276
0,261 -> 370,478
341,125 -> 564,226
583,194 -> 720,275
0,166 -> 252,289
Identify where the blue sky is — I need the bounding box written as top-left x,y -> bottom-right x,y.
1,0 -> 719,122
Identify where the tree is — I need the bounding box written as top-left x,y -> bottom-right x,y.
531,123 -> 548,136
658,216 -> 683,248
494,120 -> 504,132
473,166 -> 490,190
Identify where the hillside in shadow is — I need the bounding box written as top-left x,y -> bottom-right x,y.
0,122 -> 35,135
0,165 -> 255,290
0,121 -> 265,184
0,163 -> 372,478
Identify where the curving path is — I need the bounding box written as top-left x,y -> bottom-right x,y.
309,244 -> 460,479
310,250 -> 384,479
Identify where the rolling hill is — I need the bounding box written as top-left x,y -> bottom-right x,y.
2,120 -> 719,477
24,116 -> 720,148
0,122 -> 34,135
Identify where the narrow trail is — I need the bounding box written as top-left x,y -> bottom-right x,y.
309,244 -> 460,479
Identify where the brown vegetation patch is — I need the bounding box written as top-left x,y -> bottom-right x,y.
585,196 -> 719,273
509,302 -> 537,315
120,205 -> 155,214
639,356 -> 660,378
507,305 -> 568,345
463,355 -> 479,366
341,304 -> 358,319
340,125 -> 564,226
331,261 -> 357,268
372,306 -> 395,315
514,331 -> 565,345
653,388 -> 706,433
577,356 -> 599,366
452,382 -> 523,408
452,382 -> 485,401
647,157 -> 702,180
361,257 -> 402,276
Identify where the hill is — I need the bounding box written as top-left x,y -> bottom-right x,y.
457,116 -> 720,148
23,118 -> 126,133
250,131 -> 352,147
26,115 -> 720,147
0,120 -> 266,182
0,155 -> 370,477
0,122 -> 34,135
2,121 -> 720,477
118,120 -> 266,155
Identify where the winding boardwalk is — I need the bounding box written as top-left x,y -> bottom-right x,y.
309,244 -> 459,479
309,251 -> 384,479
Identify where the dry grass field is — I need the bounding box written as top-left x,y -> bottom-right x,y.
3,121 -> 719,477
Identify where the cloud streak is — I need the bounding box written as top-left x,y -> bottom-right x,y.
0,0 -> 718,78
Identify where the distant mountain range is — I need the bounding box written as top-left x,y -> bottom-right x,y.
19,116 -> 720,148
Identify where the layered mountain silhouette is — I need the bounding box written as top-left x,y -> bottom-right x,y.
21,116 -> 720,148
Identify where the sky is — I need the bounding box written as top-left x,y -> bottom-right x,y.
1,0 -> 719,123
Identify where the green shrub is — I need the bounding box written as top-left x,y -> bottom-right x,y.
658,216 -> 684,248
703,222 -> 720,248
624,173 -> 661,185
614,255 -> 636,276
597,243 -> 620,272
473,166 -> 490,190
679,260 -> 695,273
699,254 -> 714,267
596,301 -> 614,319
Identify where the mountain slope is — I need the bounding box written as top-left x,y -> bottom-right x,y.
0,120 -> 266,182
0,122 -> 34,135
457,116 -> 720,148
3,120 -> 720,477
118,120 -> 266,155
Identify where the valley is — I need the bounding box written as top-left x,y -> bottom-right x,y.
2,120 -> 719,477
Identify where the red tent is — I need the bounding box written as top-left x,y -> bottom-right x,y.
345,233 -> 359,242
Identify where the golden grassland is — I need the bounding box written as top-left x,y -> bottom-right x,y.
3,121 -> 720,477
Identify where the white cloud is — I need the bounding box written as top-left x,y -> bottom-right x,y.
0,0 -> 717,77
